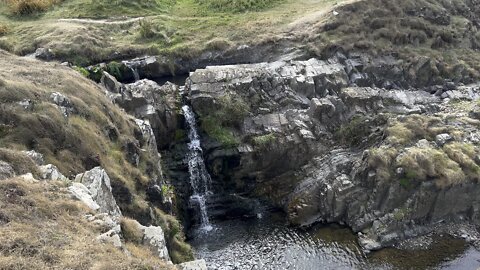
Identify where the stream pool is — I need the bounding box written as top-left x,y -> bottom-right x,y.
189,211 -> 480,270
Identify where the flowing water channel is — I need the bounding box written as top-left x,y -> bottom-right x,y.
183,104 -> 213,232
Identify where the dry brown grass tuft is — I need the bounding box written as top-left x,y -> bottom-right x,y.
397,147 -> 466,188
0,148 -> 40,177
0,24 -> 8,36
368,147 -> 398,181
4,0 -> 62,15
120,217 -> 143,244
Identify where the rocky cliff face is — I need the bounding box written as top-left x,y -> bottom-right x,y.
184,56 -> 480,250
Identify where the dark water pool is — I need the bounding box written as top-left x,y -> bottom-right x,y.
189,212 -> 480,270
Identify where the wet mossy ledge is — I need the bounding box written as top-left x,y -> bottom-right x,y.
0,50 -> 193,266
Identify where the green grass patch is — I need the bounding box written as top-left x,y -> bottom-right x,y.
337,115 -> 370,147
198,92 -> 249,146
194,0 -> 284,13
201,116 -> 238,146
252,133 -> 276,148
72,66 -> 89,77
46,0 -> 175,18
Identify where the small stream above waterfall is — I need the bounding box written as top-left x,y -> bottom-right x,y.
182,104 -> 213,232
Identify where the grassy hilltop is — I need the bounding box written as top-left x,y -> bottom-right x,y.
0,0 -> 345,65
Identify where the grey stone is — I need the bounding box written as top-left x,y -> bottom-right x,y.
50,92 -> 75,117
17,99 -> 33,110
101,71 -> 124,94
75,167 -> 122,218
39,164 -> 68,181
97,229 -> 122,248
68,182 -> 101,211
22,150 -> 44,166
143,225 -> 170,261
122,219 -> 171,261
435,133 -> 453,146
177,259 -> 207,270
28,48 -> 54,61
0,161 -> 15,180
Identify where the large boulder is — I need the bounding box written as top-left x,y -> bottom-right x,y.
75,167 -> 122,218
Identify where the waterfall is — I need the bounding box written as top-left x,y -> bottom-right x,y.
124,62 -> 140,82
182,105 -> 213,232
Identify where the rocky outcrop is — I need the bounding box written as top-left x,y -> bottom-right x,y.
74,167 -> 122,218
100,73 -> 177,210
101,75 -> 179,150
50,92 -> 76,117
184,58 -> 480,251
90,43 -> 304,83
186,58 -> 442,201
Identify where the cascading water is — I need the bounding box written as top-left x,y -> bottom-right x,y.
182,104 -> 213,232
123,61 -> 140,82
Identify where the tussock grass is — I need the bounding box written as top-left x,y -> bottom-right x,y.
0,50 -> 144,219
306,0 -> 480,85
368,113 -> 480,188
368,147 -> 398,181
387,115 -> 449,145
0,148 -> 40,177
120,217 -> 144,244
0,23 -> 7,36
4,0 -> 61,15
397,147 -> 466,188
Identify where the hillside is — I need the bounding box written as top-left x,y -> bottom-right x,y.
1,0 -> 480,269
0,50 -> 195,268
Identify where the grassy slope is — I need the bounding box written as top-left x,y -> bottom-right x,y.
0,0 -> 344,65
302,0 -> 480,84
0,178 -> 173,269
0,50 -> 193,263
